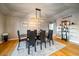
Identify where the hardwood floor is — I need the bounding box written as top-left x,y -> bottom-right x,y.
0,36 -> 79,56
0,39 -> 18,56
50,35 -> 79,56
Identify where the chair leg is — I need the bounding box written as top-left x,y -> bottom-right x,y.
45,41 -> 46,48
28,44 -> 30,54
34,43 -> 36,52
40,42 -> 42,50
52,37 -> 54,45
52,40 -> 54,45
49,40 -> 51,46
17,41 -> 20,50
26,41 -> 28,48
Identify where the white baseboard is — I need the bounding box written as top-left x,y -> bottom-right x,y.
69,40 -> 79,45
0,41 -> 3,44
8,38 -> 18,40
0,38 -> 18,44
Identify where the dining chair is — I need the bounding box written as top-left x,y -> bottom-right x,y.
27,30 -> 31,38
27,31 -> 36,54
34,30 -> 37,40
17,30 -> 27,50
47,30 -> 54,46
39,30 -> 46,50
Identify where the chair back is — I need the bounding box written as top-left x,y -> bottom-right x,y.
40,30 -> 46,42
29,31 -> 36,46
48,30 -> 53,40
34,30 -> 37,37
17,30 -> 21,41
27,30 -> 31,38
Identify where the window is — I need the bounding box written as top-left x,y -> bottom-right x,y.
49,23 -> 54,30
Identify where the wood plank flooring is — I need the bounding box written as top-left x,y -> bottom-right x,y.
0,36 -> 79,56
50,35 -> 79,56
0,39 -> 18,56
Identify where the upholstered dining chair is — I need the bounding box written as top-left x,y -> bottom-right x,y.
34,30 -> 37,40
17,30 -> 27,50
39,30 -> 46,50
47,30 -> 54,46
27,31 -> 36,54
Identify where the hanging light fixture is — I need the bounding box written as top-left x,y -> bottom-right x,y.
35,8 -> 41,31
35,8 -> 41,19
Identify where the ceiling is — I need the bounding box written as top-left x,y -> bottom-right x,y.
0,3 -> 79,22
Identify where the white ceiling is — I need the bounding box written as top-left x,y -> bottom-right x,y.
0,3 -> 79,22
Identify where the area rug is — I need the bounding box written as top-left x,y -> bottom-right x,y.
11,40 -> 66,56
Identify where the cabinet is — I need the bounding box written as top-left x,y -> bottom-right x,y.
2,33 -> 8,42
60,20 -> 70,41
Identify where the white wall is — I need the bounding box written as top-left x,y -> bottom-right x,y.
56,8 -> 79,44
69,13 -> 79,44
0,13 -> 4,41
4,7 -> 79,45
5,16 -> 20,38
5,16 -> 49,38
